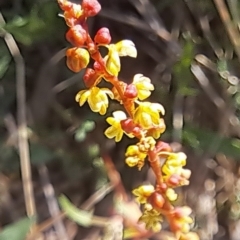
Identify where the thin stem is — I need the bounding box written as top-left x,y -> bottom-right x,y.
213,0 -> 240,63
0,12 -> 36,218
227,0 -> 240,31
148,150 -> 163,186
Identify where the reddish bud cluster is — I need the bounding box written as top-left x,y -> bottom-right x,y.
93,61 -> 105,73
124,84 -> 138,99
94,27 -> 111,45
148,192 -> 165,210
66,25 -> 87,47
82,0 -> 101,17
66,48 -> 89,72
120,118 -> 141,136
83,68 -> 102,88
167,174 -> 181,187
59,0 -> 112,75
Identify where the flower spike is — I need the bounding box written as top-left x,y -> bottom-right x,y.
57,0 -> 198,238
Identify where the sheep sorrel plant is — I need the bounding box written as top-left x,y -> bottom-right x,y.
57,0 -> 199,239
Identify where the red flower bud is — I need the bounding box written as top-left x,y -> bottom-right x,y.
94,27 -> 111,44
148,192 -> 165,210
83,68 -> 100,88
93,61 -> 105,73
120,118 -> 141,136
158,183 -> 168,192
82,0 -> 101,17
66,47 -> 90,72
155,141 -> 172,153
124,84 -> 138,98
132,127 -> 141,136
167,174 -> 181,187
66,25 -> 87,47
120,119 -> 135,133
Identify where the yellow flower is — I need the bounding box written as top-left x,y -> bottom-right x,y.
125,145 -> 139,156
105,47 -> 121,76
115,40 -> 137,58
162,152 -> 187,176
180,169 -> 191,186
105,40 -> 137,76
125,145 -> 147,170
132,74 -> 154,100
167,152 -> 187,167
134,102 -> 165,129
104,111 -> 127,142
125,156 -> 140,167
166,188 -> 178,201
139,208 -> 162,232
173,206 -> 193,234
125,144 -> 147,168
147,119 -> 166,139
132,185 -> 155,204
75,86 -> 113,115
137,136 -> 156,152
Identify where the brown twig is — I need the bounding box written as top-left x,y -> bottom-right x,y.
199,15 -> 224,59
102,154 -> 128,201
0,12 -> 36,217
38,164 -> 69,240
227,0 -> 240,32
26,183 -> 114,240
213,0 -> 240,62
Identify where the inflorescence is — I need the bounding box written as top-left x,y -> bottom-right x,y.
57,0 -> 199,239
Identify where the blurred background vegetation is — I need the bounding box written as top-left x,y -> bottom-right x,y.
1,0 -> 240,239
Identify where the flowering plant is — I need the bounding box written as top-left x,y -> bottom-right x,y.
57,0 -> 198,239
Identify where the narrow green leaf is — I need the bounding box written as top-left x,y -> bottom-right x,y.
0,217 -> 35,240
0,55 -> 11,79
59,195 -> 92,227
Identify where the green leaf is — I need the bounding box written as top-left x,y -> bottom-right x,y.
173,38 -> 195,96
0,45 -> 11,79
0,142 -> 19,172
183,125 -> 240,158
3,2 -> 62,45
59,195 -> 92,227
0,217 -> 35,240
178,87 -> 198,96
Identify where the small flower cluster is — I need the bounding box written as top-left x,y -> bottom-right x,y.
57,0 -> 198,239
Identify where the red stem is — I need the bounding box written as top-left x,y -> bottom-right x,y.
148,149 -> 163,186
